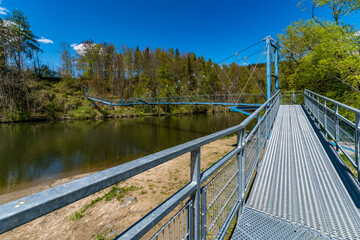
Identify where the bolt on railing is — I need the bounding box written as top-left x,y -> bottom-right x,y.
304,89 -> 360,180
0,92 -> 280,239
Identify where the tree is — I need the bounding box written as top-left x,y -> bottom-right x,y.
314,0 -> 360,25
279,2 -> 360,110
299,0 -> 360,25
5,10 -> 41,72
59,43 -> 75,84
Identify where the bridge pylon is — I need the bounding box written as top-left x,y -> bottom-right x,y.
265,36 -> 280,101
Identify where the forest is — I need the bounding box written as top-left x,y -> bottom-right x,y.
0,0 -> 359,122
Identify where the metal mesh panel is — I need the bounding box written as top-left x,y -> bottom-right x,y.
245,128 -> 258,183
150,201 -> 191,240
202,157 -> 238,239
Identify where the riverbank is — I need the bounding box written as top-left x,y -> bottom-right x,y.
0,80 -> 231,123
0,135 -> 237,240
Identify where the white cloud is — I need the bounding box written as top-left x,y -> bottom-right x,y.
0,6 -> 9,15
37,37 -> 54,44
71,43 -> 94,55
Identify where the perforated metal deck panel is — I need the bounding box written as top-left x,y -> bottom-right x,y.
232,105 -> 360,239
232,208 -> 329,240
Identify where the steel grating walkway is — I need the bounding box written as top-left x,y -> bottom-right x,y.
232,105 -> 360,239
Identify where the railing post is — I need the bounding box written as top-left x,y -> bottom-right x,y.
190,148 -> 201,240
355,113 -> 360,181
292,91 -> 295,104
237,128 -> 246,213
201,188 -> 207,240
312,93 -> 315,117
334,104 -> 340,154
257,113 -> 261,161
316,96 -> 320,126
323,99 -> 328,139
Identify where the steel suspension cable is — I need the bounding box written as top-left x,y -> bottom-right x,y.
193,74 -> 214,103
237,55 -> 266,97
199,74 -> 223,103
236,46 -> 267,103
211,65 -> 236,103
216,39 -> 265,65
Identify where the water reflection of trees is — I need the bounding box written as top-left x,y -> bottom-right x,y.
0,113 -> 246,193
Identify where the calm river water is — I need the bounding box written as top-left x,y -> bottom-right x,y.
0,112 -> 248,194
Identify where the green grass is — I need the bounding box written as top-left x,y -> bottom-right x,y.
70,185 -> 135,221
340,154 -> 358,179
95,234 -> 110,240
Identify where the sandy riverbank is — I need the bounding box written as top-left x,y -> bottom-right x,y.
0,135 -> 237,240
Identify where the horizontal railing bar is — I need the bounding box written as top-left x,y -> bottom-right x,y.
338,114 -> 356,128
305,89 -> 360,114
339,128 -> 355,142
338,144 -> 357,168
117,183 -> 197,240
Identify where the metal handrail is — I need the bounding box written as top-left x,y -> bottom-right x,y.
0,91 -> 281,239
305,89 -> 360,115
304,89 -> 360,180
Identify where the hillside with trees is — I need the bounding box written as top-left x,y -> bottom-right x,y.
0,0 -> 359,122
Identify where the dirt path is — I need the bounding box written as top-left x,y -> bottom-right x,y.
0,136 -> 237,240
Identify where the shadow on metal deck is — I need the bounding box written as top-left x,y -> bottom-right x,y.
232,105 -> 360,239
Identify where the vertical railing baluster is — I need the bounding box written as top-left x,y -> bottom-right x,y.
257,113 -> 261,165
323,99 -> 327,138
190,148 -> 201,240
316,96 -> 320,126
201,188 -> 207,240
355,113 -> 360,181
237,127 -> 246,213
334,104 -> 340,154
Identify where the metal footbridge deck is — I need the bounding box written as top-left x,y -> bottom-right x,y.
232,105 -> 360,239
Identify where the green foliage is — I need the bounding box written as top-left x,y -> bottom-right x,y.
278,3 -> 360,111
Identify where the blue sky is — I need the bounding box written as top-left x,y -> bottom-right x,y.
1,0 -> 359,70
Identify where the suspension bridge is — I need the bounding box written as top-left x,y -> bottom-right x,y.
0,36 -> 360,239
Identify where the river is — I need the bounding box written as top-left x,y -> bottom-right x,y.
0,112 -> 248,195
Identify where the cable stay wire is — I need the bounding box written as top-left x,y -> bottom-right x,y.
325,72 -> 360,93
219,65 -> 237,96
178,80 -> 195,102
216,39 -> 264,65
198,74 -> 223,103
274,40 -> 302,58
211,65 -> 236,103
244,57 -> 266,97
193,74 -> 214,103
236,46 -> 267,104
237,55 -> 266,97
233,48 -> 266,64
